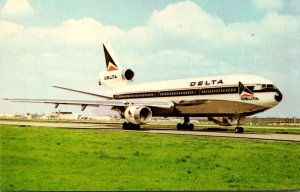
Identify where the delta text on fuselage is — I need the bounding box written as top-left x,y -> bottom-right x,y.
190,79 -> 223,87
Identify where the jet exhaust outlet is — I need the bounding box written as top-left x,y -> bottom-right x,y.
122,68 -> 135,81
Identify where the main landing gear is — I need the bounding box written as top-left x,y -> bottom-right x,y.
123,122 -> 140,130
177,116 -> 194,131
235,116 -> 244,133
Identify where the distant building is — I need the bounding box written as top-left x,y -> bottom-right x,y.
246,117 -> 300,126
46,112 -> 80,120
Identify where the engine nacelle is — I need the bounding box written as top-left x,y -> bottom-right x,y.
124,106 -> 152,125
98,68 -> 135,88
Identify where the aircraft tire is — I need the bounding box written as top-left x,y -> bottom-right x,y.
177,123 -> 182,130
182,123 -> 189,130
188,124 -> 194,131
235,127 -> 244,133
128,123 -> 140,130
123,122 -> 128,130
134,124 -> 141,130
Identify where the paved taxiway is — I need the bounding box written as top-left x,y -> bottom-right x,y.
1,120 -> 300,142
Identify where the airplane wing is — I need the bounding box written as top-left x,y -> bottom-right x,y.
53,86 -> 113,99
3,98 -> 173,110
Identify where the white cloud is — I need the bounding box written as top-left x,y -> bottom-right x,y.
0,17 -> 125,47
148,1 -> 224,40
252,0 -> 284,10
51,18 -> 125,45
0,0 -> 33,17
0,20 -> 23,39
1,1 -> 299,74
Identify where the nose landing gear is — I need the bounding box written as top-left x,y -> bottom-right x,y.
235,126 -> 244,133
235,116 -> 244,133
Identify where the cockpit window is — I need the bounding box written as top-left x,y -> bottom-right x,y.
253,84 -> 262,91
261,84 -> 276,91
253,84 -> 276,92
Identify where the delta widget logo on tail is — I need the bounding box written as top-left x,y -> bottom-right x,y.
239,81 -> 259,100
107,62 -> 118,71
103,44 -> 119,71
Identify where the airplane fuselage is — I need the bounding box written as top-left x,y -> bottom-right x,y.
107,74 -> 282,117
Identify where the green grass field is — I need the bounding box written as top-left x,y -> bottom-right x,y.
0,124 -> 299,191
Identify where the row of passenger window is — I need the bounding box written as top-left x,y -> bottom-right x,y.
113,87 -> 238,99
201,87 -> 238,95
114,92 -> 156,99
159,90 -> 196,96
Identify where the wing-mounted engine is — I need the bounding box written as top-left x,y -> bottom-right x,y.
98,68 -> 135,88
208,117 -> 240,126
124,106 -> 152,125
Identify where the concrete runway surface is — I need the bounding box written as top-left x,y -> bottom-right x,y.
1,120 -> 300,142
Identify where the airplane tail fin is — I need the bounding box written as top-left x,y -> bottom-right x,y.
103,41 -> 122,71
98,42 -> 135,88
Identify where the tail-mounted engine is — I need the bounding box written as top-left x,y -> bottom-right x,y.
124,106 -> 152,125
98,68 -> 135,88
122,68 -> 135,81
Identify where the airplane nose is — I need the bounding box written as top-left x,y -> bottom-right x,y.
275,90 -> 282,102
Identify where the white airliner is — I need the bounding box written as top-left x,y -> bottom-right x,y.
4,42 -> 282,133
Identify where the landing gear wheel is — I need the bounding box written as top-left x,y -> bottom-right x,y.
123,122 -> 140,130
123,122 -> 128,130
180,123 -> 194,131
235,127 -> 244,133
177,123 -> 182,130
132,123 -> 140,130
182,123 -> 189,130
176,117 -> 195,131
188,124 -> 194,131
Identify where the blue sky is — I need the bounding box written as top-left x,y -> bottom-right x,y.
0,0 -> 299,117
